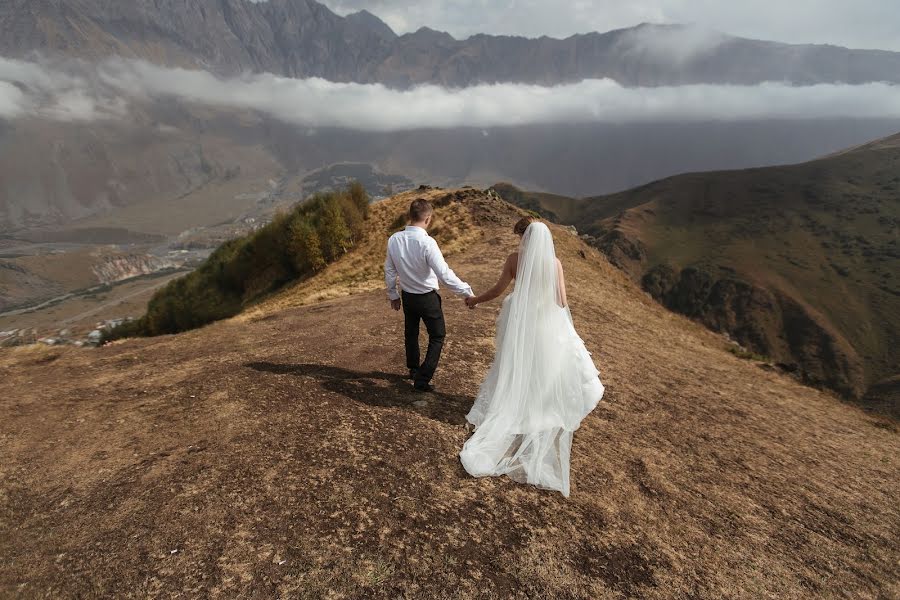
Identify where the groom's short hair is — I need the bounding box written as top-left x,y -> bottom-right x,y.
408,199 -> 434,222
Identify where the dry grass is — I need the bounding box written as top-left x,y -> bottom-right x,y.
1,189 -> 897,599
240,188 -> 483,318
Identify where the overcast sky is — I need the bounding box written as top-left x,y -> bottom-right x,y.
318,0 -> 900,51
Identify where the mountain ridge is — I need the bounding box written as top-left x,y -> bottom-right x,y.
4,0 -> 900,87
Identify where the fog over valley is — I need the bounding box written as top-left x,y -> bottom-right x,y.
3,56 -> 900,128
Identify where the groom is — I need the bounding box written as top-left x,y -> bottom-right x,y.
384,199 -> 475,392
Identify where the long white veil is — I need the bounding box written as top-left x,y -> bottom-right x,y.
460,222 -> 603,497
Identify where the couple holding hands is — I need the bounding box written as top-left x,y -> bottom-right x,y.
384,198 -> 604,497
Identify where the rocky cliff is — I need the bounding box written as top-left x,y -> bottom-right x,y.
90,253 -> 174,284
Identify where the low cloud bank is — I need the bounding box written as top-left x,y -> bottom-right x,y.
611,24 -> 728,66
2,56 -> 899,129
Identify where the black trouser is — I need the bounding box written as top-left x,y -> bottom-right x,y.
401,290 -> 446,385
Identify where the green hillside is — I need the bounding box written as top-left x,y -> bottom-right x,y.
105,183 -> 370,340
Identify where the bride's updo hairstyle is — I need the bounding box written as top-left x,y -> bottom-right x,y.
513,216 -> 536,236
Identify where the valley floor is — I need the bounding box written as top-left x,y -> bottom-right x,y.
0,193 -> 897,598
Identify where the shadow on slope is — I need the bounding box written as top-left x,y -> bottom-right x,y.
245,361 -> 472,426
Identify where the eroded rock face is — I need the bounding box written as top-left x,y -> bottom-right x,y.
863,376 -> 900,419
778,293 -> 865,399
91,253 -> 173,284
589,230 -> 647,279
639,262 -> 867,400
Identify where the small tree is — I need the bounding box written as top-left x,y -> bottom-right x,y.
290,217 -> 326,272
348,180 -> 369,213
318,197 -> 352,261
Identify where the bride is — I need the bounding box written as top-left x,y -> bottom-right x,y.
460,217 -> 604,497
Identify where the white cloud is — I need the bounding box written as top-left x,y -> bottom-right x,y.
2,56 -> 900,129
0,81 -> 26,118
612,25 -> 727,65
0,56 -> 127,121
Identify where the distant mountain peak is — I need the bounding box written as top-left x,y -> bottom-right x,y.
345,9 -> 396,40
408,26 -> 456,43
350,9 -> 381,19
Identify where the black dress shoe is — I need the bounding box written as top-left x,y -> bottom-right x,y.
413,382 -> 435,393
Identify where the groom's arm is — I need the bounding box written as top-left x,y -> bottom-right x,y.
425,239 -> 474,297
384,241 -> 401,306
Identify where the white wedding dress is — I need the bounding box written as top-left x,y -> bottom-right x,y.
459,222 -> 604,497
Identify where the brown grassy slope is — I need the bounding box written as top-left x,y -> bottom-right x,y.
241,187 -> 485,316
1,190 -> 898,599
488,183 -> 584,223
497,136 -> 900,408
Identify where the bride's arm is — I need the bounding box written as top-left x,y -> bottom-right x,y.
467,254 -> 515,307
556,259 -> 568,307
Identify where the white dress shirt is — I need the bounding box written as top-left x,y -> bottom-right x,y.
385,226 -> 473,300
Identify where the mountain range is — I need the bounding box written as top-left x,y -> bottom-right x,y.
4,0 -> 900,87
3,0 -> 900,239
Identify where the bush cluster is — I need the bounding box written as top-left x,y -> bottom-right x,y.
104,182 -> 368,341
